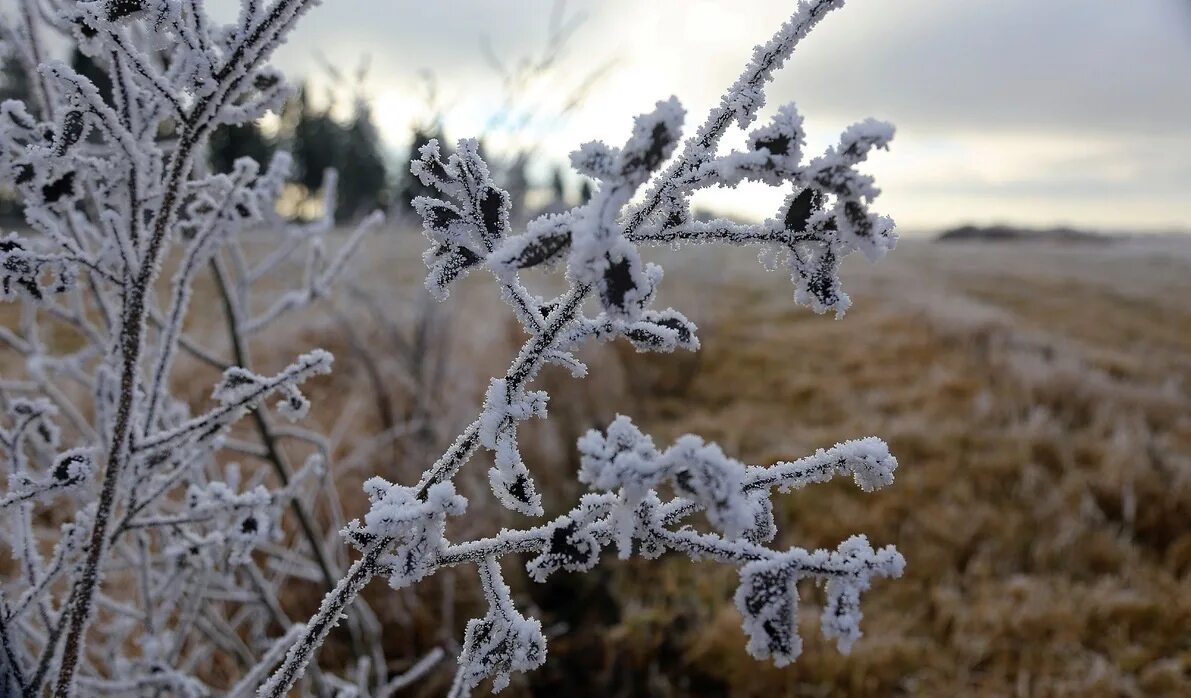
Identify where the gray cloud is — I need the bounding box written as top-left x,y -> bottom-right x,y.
266,1 -> 1191,136
775,0 -> 1191,135
235,0 -> 1191,231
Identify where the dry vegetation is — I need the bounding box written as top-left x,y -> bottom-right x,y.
4,233 -> 1188,696
558,237 -> 1191,697
331,234 -> 1191,696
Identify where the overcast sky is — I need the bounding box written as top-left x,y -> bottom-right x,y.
222,0 -> 1191,233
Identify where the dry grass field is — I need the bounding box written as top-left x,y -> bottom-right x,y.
3,234 -> 1189,696
528,237 -> 1191,697
323,234 -> 1190,697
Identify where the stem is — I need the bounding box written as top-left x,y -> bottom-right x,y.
55,50 -> 229,697
16,0 -> 53,121
54,244 -> 156,696
210,257 -> 369,663
0,601 -> 26,695
325,302 -> 398,448
258,542 -> 385,698
55,29 -> 247,676
262,280 -> 592,695
29,584 -> 75,694
263,2 -> 845,691
21,0 -> 321,691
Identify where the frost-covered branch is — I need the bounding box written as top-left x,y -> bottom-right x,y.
1,0 -> 904,694
0,1 -> 389,695
267,0 -> 904,695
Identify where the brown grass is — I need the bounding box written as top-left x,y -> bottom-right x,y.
244,237 -> 1191,696
506,239 -> 1191,697
4,235 -> 1189,696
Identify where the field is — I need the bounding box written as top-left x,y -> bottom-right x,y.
289,234 -> 1191,696
3,234 -> 1189,696
621,238 -> 1191,697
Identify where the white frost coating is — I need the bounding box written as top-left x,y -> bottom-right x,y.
660,435 -> 754,539
453,558 -> 547,694
569,141 -> 619,180
183,479 -> 277,565
834,438 -> 898,492
0,1 -> 392,694
0,0 -> 904,694
563,97 -> 683,321
143,350 -> 332,458
255,1 -> 905,694
478,379 -> 549,515
0,447 -> 95,509
490,213 -> 574,276
576,414 -> 660,492
274,384 -> 311,422
478,379 -> 549,450
579,419 -> 756,543
354,480 -> 467,589
759,436 -> 898,493
735,535 -> 904,665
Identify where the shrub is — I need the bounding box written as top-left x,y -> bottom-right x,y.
0,0 -> 902,695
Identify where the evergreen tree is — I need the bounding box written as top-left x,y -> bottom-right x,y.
550,166 -> 567,206
336,101 -> 388,220
289,86 -> 345,195
275,83 -> 391,222
209,120 -> 275,174
503,152 -> 530,217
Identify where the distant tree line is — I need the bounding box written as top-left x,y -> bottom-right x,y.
0,37 -> 585,227
0,35 -> 391,224
210,84 -> 390,222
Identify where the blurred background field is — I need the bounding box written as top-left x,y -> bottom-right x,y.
209,232 -> 1189,697
2,2 -> 1189,695
2,224 -> 1188,696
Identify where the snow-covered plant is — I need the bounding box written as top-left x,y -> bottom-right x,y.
263,0 -> 906,695
1,0 -> 903,695
0,1 -> 393,695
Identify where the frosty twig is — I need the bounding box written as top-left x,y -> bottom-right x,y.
265,0 -> 903,695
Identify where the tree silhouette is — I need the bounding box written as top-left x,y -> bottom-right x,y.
337,101 -> 389,220
289,85 -> 344,195
209,120 -> 275,175
281,84 -> 389,221
0,35 -> 30,106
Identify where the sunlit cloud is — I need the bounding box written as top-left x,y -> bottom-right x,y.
228,0 -> 1191,233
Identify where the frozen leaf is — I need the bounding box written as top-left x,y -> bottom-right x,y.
525,517 -> 602,582
456,559 -> 547,693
